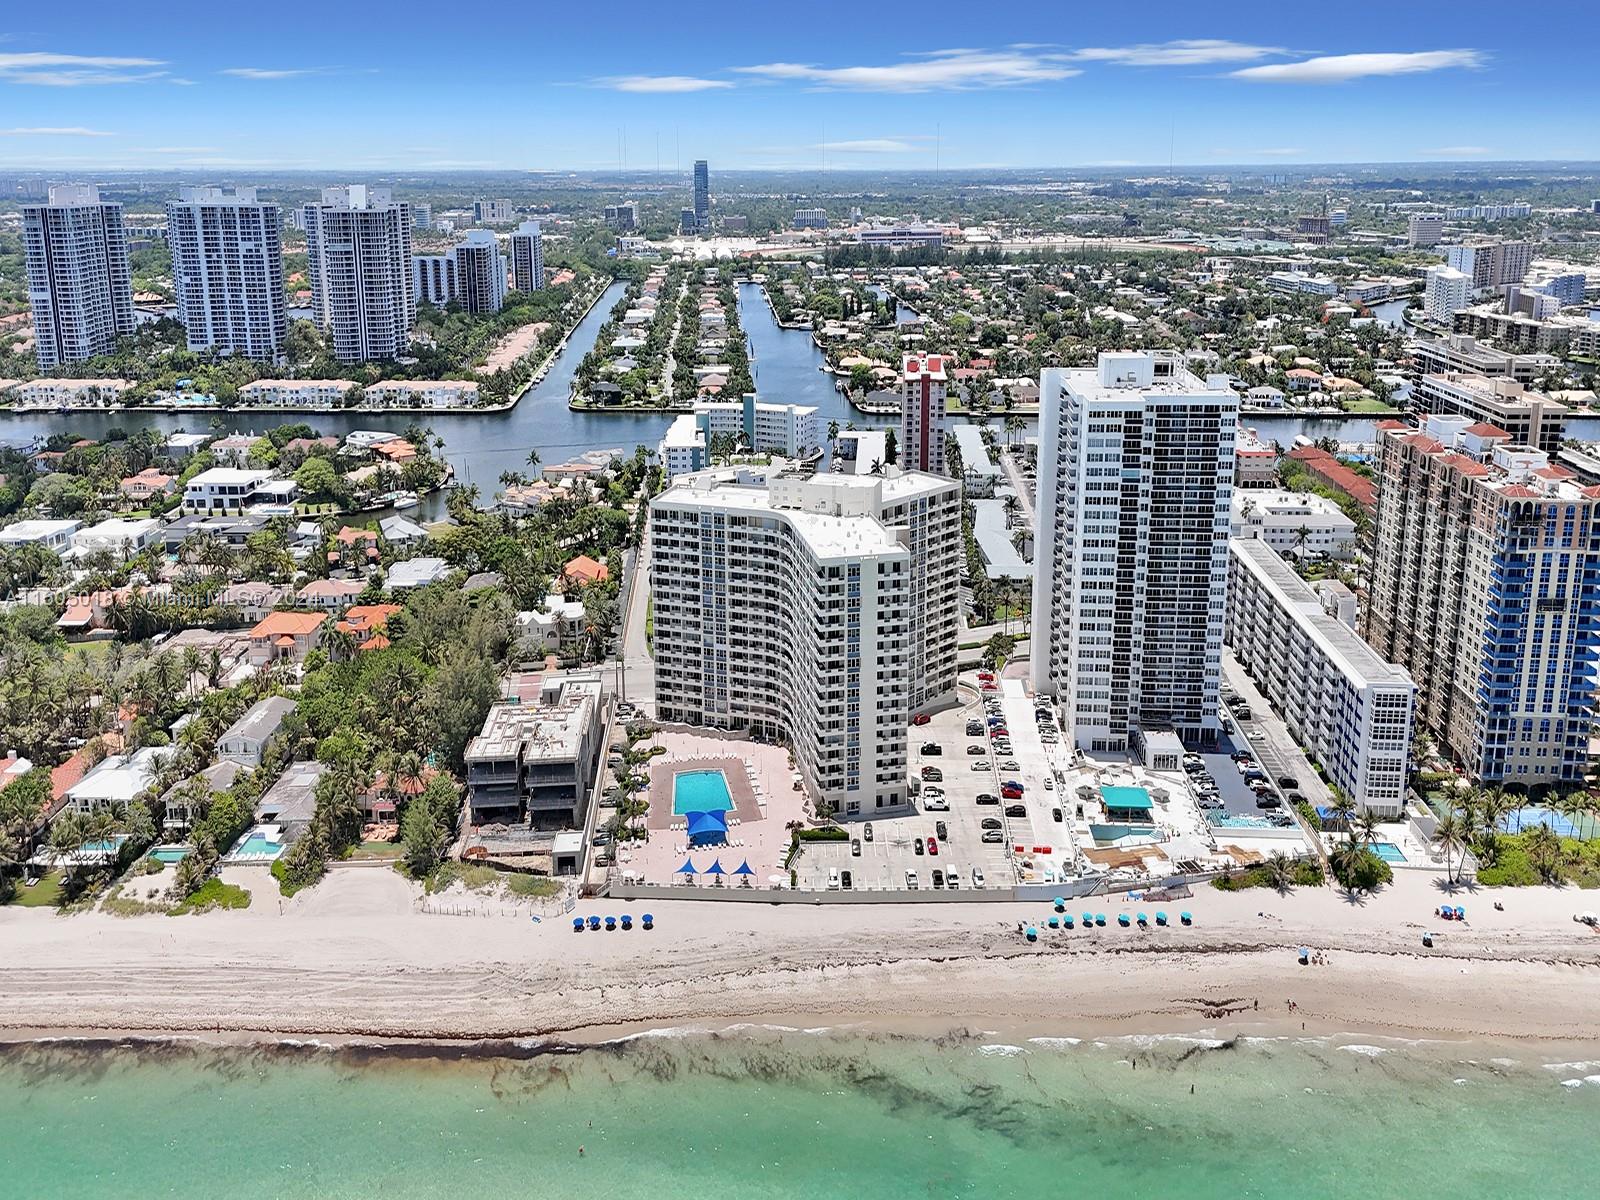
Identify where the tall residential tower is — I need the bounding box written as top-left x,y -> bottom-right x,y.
692,160 -> 709,229
900,353 -> 949,475
1031,351 -> 1238,751
22,184 -> 135,369
166,186 -> 286,359
509,220 -> 544,292
302,185 -> 414,363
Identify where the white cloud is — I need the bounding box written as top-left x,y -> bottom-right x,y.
597,74 -> 733,93
0,126 -> 114,136
1073,39 -> 1286,66
818,138 -> 920,153
1231,49 -> 1484,84
735,49 -> 1080,92
0,51 -> 166,86
1419,145 -> 1492,156
221,67 -> 313,80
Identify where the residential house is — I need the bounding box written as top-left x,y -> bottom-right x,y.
248,611 -> 328,666
0,519 -> 81,552
217,696 -> 297,768
120,468 -> 177,503
216,582 -> 293,624
386,557 -> 451,590
336,603 -> 401,651
61,747 -> 170,815
379,515 -> 427,547
297,577 -> 367,611
159,760 -> 243,832
561,554 -> 610,589
69,517 -> 161,560
183,467 -> 273,515
330,525 -> 382,574
254,761 -> 326,842
517,594 -> 586,658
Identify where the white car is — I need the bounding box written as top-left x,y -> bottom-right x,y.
827,867 -> 840,891
970,867 -> 986,889
946,873 -> 960,890
904,869 -> 919,890
924,796 -> 950,812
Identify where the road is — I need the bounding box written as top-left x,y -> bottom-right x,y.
617,521 -> 656,716
997,447 -> 1036,528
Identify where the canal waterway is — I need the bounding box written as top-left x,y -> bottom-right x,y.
3,281 -> 1593,517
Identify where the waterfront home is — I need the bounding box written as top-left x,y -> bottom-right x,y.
162,513 -> 273,554
218,696 -> 297,768
238,379 -> 356,409
159,760 -> 243,832
120,468 -> 177,503
57,590 -> 117,636
209,434 -> 261,466
379,515 -> 427,547
255,761 -> 326,842
330,526 -> 382,574
183,467 -> 273,515
297,577 -> 368,611
517,593 -> 586,658
385,557 -> 451,591
164,432 -> 211,459
0,518 -> 81,552
364,380 -> 479,410
248,611 -> 328,666
215,582 -> 293,624
69,517 -> 161,560
61,747 -> 171,816
358,765 -> 439,823
371,438 -> 418,465
6,378 -> 132,410
336,603 -> 401,651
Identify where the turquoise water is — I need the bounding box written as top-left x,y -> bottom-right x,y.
148,846 -> 191,864
1373,841 -> 1408,864
672,769 -> 732,816
2,1032 -> 1597,1198
234,832 -> 284,859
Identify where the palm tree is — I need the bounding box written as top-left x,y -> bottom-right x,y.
1329,796 -> 1356,841
1265,851 -> 1295,895
526,449 -> 542,474
1351,809 -> 1383,849
826,419 -> 840,450
1430,810 -> 1467,884
1525,823 -> 1564,884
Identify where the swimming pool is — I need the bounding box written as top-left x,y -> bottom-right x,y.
1372,842 -> 1407,864
148,846 -> 191,864
672,770 -> 733,816
227,826 -> 286,862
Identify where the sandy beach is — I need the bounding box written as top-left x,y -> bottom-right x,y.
2,867 -> 1598,1044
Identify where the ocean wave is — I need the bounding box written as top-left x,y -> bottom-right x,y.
1339,1045 -> 1391,1057
1543,1060 -> 1600,1073
978,1044 -> 1027,1057
1025,1037 -> 1083,1049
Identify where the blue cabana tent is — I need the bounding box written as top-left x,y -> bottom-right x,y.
676,858 -> 697,875
733,860 -> 755,877
686,810 -> 729,846
705,859 -> 725,875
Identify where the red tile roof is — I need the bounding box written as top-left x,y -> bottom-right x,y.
1461,422 -> 1511,438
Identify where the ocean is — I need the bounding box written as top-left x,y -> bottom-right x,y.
2,1029 -> 1596,1198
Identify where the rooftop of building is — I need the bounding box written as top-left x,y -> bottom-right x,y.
1384,415 -> 1595,502
219,696 -> 297,744
466,677 -> 602,764
1058,350 -> 1237,401
1230,538 -> 1414,690
1421,372 -> 1570,414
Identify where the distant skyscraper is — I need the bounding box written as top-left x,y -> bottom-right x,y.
453,230 -> 506,314
1423,264 -> 1472,324
510,220 -> 544,291
166,186 -> 285,360
303,185 -> 414,363
680,207 -> 698,235
1408,212 -> 1444,248
1445,240 -> 1534,291
22,183 -> 135,369
900,354 -> 949,475
412,203 -> 433,231
604,202 -> 638,231
1031,351 -> 1238,751
693,159 -> 709,228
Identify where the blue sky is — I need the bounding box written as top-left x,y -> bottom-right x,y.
0,1 -> 1594,171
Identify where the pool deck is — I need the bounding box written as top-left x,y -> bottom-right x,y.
648,756 -> 762,830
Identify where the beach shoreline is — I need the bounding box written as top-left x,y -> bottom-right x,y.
2,868 -> 1597,1048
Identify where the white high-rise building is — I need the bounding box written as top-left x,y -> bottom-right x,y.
1423,264 -> 1472,324
473,198 -> 512,224
412,253 -> 458,307
900,353 -> 949,474
1031,351 -> 1238,751
22,183 -> 134,369
302,185 -> 414,363
650,465 -> 961,817
412,203 -> 432,231
510,220 -> 544,292
454,229 -> 506,314
166,186 -> 286,360
1445,240 -> 1534,291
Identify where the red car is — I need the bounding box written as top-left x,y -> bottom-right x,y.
926,837 -> 939,856
912,713 -> 931,726
990,727 -> 1008,739
980,682 -> 998,691
977,671 -> 995,681
1001,785 -> 1024,800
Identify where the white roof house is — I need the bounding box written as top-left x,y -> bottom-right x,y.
386,557 -> 451,590
70,517 -> 162,559
0,519 -> 82,551
62,747 -> 171,814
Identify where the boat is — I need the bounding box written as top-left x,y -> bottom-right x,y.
381,490 -> 420,510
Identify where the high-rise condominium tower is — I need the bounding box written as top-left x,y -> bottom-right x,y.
302,185 -> 414,363
900,353 -> 949,475
509,220 -> 544,292
1031,351 -> 1238,752
693,160 -> 709,229
166,186 -> 286,359
22,183 -> 134,369
651,465 -> 961,818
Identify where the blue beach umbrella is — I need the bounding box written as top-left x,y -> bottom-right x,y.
705,859 -> 726,876
676,858 -> 697,876
1155,912 -> 1168,926
1181,911 -> 1193,925
1053,897 -> 1066,912
733,860 -> 755,877
642,913 -> 654,929
1025,926 -> 1038,942
572,917 -> 585,932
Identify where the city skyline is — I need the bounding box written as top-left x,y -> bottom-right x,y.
1,1 -> 1596,171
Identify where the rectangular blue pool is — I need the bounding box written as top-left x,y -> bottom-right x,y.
1372,842 -> 1407,864
672,769 -> 732,816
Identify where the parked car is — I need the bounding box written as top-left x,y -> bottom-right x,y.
980,817 -> 1003,830
913,837 -> 925,856
913,713 -> 931,726
980,682 -> 998,692
971,762 -> 993,773
945,873 -> 960,890
926,837 -> 939,856
999,760 -> 1020,771
990,727 -> 1009,738
827,868 -> 840,891
1234,706 -> 1252,721
967,745 -> 987,756
981,830 -> 1004,844
971,868 -> 986,889
1043,777 -> 1054,790
1001,786 -> 1024,800
1256,795 -> 1282,809
921,766 -> 942,781
905,869 -> 919,890
976,793 -> 1000,805
1005,803 -> 1027,818
977,671 -> 995,681
1287,792 -> 1307,805
1278,775 -> 1299,789
924,795 -> 949,812
1052,806 -> 1063,823
864,822 -> 873,842
931,869 -> 945,888
851,838 -> 861,857
935,820 -> 948,841
840,870 -> 852,890
921,742 -> 942,756
1231,751 -> 1252,762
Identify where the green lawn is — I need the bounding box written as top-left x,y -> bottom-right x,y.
346,840 -> 402,861
1342,398 -> 1402,414
172,877 -> 252,914
8,870 -> 63,907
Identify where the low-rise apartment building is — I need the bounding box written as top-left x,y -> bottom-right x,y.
1227,538 -> 1415,814
1410,334 -> 1559,384
650,464 -> 961,818
239,379 -> 357,409
1230,488 -> 1358,559
5,378 -> 132,409
464,674 -> 605,829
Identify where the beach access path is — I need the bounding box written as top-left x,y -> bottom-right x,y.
1,867 -> 1596,1044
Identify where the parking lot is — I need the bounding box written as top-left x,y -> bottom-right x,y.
795,669 -> 1069,892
